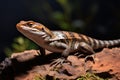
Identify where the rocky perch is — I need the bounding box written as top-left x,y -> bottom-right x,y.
0,48 -> 120,80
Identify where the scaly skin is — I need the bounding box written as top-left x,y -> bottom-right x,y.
16,21 -> 120,66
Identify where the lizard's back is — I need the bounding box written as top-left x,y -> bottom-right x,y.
52,31 -> 120,50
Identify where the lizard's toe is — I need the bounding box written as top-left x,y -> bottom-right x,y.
84,54 -> 95,63
50,57 -> 71,70
50,57 -> 65,66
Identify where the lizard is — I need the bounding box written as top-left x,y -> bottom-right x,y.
16,20 -> 120,66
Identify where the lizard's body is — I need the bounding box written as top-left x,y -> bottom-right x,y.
16,21 -> 120,62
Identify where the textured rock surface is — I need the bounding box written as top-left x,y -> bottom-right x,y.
1,48 -> 120,80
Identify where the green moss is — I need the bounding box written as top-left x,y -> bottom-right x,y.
33,72 -> 108,80
34,75 -> 45,80
77,73 -> 108,80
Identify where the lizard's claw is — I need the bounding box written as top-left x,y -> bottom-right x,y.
50,57 -> 65,67
84,54 -> 95,63
50,57 -> 71,70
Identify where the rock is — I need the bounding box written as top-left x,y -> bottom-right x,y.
1,48 -> 120,80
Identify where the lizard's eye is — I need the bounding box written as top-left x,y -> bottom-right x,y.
27,23 -> 33,27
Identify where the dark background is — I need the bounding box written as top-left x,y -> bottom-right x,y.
0,0 -> 120,61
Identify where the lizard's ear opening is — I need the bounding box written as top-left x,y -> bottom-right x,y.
41,27 -> 45,31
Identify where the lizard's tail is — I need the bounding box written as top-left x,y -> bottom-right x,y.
94,39 -> 120,49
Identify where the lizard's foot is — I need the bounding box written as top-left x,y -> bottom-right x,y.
50,57 -> 65,67
50,57 -> 71,70
84,54 -> 95,63
84,55 -> 95,72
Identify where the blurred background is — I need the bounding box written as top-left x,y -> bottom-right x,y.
0,0 -> 120,61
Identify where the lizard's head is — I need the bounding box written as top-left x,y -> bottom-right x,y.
17,20 -> 51,34
16,21 -> 54,45
16,20 -> 54,37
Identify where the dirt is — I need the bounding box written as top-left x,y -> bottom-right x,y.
1,48 -> 120,80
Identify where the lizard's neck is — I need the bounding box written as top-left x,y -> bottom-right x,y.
43,27 -> 55,39
33,23 -> 55,39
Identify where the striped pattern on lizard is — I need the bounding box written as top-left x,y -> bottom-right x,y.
16,21 -> 120,66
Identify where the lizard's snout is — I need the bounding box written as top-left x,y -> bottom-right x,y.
16,21 -> 26,28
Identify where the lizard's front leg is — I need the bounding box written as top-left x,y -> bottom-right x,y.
39,47 -> 45,56
49,41 -> 71,67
